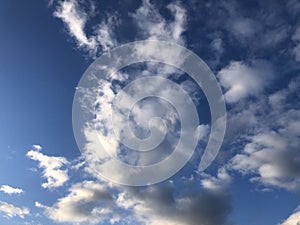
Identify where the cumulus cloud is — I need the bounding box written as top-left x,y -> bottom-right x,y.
36,181 -> 116,224
229,77 -> 300,191
116,171 -> 232,225
26,145 -> 69,189
217,60 -> 275,103
36,175 -> 231,225
0,201 -> 29,218
0,185 -> 23,195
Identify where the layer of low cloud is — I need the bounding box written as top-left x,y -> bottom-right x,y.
0,201 -> 29,218
26,145 -> 69,189
0,185 -> 23,195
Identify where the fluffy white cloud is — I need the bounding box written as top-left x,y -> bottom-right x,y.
218,60 -> 275,103
26,145 -> 69,189
0,201 -> 29,218
280,206 -> 300,225
36,181 -> 116,224
0,185 -> 23,195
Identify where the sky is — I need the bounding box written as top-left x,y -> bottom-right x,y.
0,0 -> 300,224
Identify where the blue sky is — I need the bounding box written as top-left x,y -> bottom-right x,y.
0,0 -> 300,224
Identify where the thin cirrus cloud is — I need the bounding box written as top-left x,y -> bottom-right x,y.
26,145 -> 69,189
0,185 -> 23,195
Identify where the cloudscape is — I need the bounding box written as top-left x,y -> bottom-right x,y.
0,0 -> 300,225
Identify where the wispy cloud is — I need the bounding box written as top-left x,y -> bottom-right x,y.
54,0 -> 96,49
0,201 -> 29,218
26,145 -> 69,189
53,0 -> 116,57
0,185 -> 23,195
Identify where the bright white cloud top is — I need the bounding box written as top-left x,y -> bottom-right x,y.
0,201 -> 29,218
0,185 -> 23,195
26,145 -> 69,189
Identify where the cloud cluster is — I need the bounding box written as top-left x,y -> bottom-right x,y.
26,145 -> 69,189
35,181 -> 117,224
54,0 -> 186,57
36,171 -> 232,225
46,0 -> 300,224
229,77 -> 300,191
0,201 -> 29,218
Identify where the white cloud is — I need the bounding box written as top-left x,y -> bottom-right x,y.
116,176 -> 231,225
32,145 -> 42,151
36,181 -> 116,224
218,60 -> 275,103
54,0 -> 96,48
280,206 -> 300,225
0,185 -> 23,195
0,201 -> 29,218
200,167 -> 231,191
26,146 -> 69,189
229,77 -> 300,191
131,0 -> 186,44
